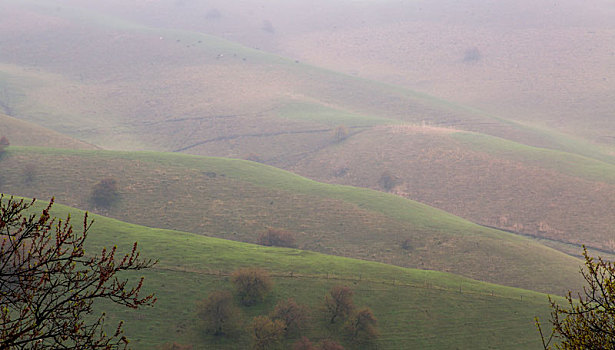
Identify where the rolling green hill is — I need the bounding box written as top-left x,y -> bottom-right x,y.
0,147 -> 583,295
0,112 -> 96,149
8,197 -> 564,349
1,1 -> 614,253
2,1 -> 614,258
290,126 -> 615,254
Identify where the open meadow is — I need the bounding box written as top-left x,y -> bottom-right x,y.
0,1 -> 612,348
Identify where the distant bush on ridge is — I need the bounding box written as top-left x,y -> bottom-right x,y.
463,47 -> 481,63
378,171 -> 398,192
257,227 -> 297,248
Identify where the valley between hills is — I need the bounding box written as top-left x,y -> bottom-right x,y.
1,0 -> 613,348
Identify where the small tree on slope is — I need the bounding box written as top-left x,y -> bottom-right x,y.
231,268 -> 273,306
324,285 -> 355,324
197,290 -> 241,336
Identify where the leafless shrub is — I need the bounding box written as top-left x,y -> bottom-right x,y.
196,290 -> 242,336
270,298 -> 309,336
257,227 -> 296,248
344,308 -> 379,344
90,177 -> 120,208
324,285 -> 355,324
244,153 -> 264,163
378,171 -> 398,192
251,315 -> 285,350
231,268 -> 273,306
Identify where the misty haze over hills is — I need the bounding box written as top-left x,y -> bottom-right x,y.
53,0 -> 615,143
0,0 -> 614,348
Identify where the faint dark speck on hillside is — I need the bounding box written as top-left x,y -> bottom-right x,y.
463,47 -> 482,63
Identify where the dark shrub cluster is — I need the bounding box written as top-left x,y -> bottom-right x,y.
257,227 -> 297,248
90,177 -> 120,208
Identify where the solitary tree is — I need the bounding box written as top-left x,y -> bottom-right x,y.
324,285 -> 355,324
231,268 -> 273,306
270,298 -> 309,335
0,196 -> 156,349
345,308 -> 379,344
196,290 -> 241,337
536,246 -> 615,349
251,315 -> 285,350
90,178 -> 120,208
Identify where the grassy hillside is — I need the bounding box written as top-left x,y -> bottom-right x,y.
1,1 -> 613,247
2,0 -> 612,163
290,126 -> 615,253
0,112 -> 96,149
9,197 -> 563,349
0,147 -> 583,295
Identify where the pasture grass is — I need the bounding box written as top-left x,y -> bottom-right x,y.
0,147 -> 583,295
453,132 -> 615,184
8,198 -> 562,350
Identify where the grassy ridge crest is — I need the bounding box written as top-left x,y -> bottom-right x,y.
2,195 -> 561,349
0,146 -> 583,295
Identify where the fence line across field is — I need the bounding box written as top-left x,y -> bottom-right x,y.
153,265 -> 538,302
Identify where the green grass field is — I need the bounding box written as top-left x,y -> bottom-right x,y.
0,146 -> 583,295
1,1 -> 611,348
1,0 -> 614,257
7,197 -> 562,350
2,0 -> 614,256
289,126 -> 615,254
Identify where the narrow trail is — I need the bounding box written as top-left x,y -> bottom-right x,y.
172,128 -> 333,152
476,223 -> 615,257
151,265 -> 541,302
